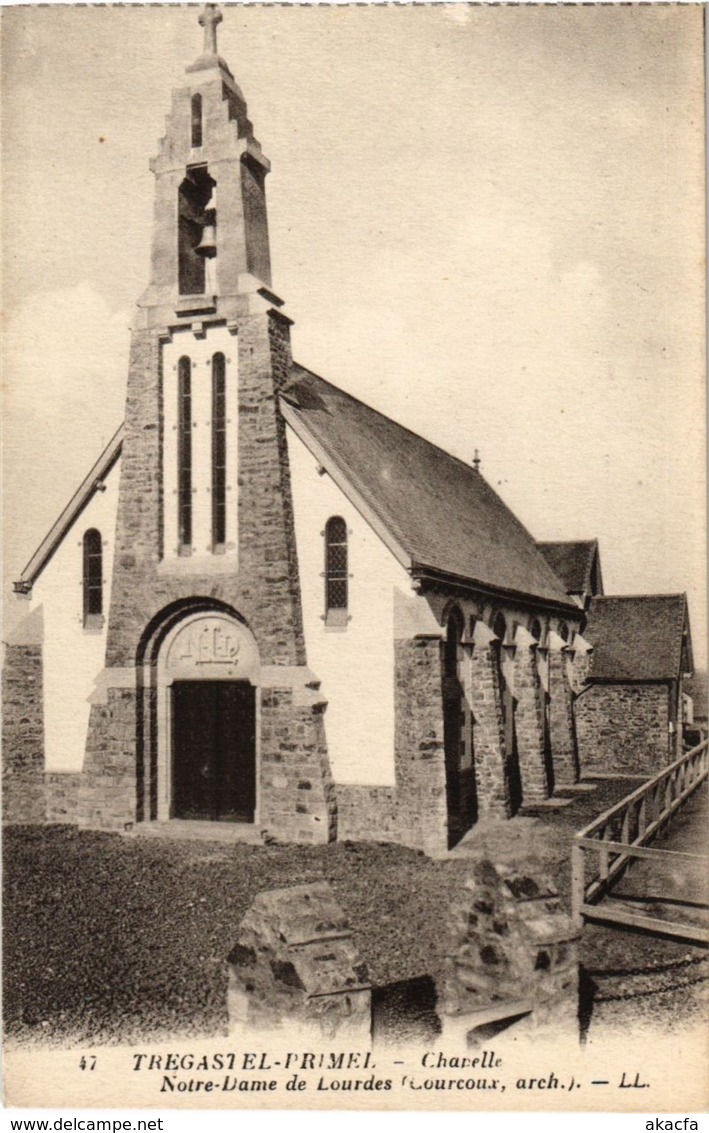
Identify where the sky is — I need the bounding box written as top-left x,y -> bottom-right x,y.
1,4 -> 706,665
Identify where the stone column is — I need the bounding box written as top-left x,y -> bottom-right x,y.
394,636 -> 448,856
512,626 -> 549,802
548,631 -> 579,786
468,622 -> 510,819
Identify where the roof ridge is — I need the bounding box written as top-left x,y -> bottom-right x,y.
591,593 -> 686,602
537,539 -> 597,547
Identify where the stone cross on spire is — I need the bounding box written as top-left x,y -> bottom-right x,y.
199,4 -> 223,56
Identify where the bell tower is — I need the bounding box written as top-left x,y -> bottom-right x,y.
79,7 -> 335,843
137,3 -> 273,330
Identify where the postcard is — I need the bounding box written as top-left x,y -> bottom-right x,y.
2,2 -> 706,1116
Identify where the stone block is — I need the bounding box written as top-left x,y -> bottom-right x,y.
228,882 -> 371,1043
437,858 -> 579,1044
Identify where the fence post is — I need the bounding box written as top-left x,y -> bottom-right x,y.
621,806 -> 630,845
599,824 -> 609,882
571,840 -> 585,930
638,796 -> 647,840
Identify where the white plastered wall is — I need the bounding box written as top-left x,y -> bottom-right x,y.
287,424 -> 413,786
29,459 -> 121,771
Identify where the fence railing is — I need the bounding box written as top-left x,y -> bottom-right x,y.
571,741 -> 708,945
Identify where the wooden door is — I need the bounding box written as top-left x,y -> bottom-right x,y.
171,681 -> 256,822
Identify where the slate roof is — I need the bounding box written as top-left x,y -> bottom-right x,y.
537,540 -> 600,595
281,364 -> 575,609
585,594 -> 691,682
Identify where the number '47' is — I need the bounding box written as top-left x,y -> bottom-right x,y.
79,1056 -> 97,1071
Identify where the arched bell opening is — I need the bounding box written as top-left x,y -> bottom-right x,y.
137,601 -> 260,825
442,605 -> 477,848
178,165 -> 217,295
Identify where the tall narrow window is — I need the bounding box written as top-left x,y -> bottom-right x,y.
324,517 -> 348,626
178,356 -> 192,550
83,528 -> 103,625
191,93 -> 203,148
211,352 -> 226,547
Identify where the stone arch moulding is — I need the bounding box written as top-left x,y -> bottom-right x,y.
138,601 -> 261,824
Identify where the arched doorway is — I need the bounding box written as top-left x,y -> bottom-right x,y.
493,612 -> 522,815
443,607 -> 477,847
151,610 -> 261,823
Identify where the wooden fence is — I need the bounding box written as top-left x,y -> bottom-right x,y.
571,740 -> 708,945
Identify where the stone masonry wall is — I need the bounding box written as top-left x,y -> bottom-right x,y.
259,691 -> 336,844
2,644 -> 46,823
79,691 -> 140,830
45,773 -> 80,824
575,682 -> 671,776
335,785 -> 401,846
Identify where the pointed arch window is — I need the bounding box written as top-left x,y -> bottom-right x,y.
83,528 -> 103,627
178,356 -> 193,551
211,352 -> 227,548
324,517 -> 348,627
191,93 -> 203,149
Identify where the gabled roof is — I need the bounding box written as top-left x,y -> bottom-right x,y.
281,364 -> 576,609
537,539 -> 603,596
14,425 -> 124,592
585,594 -> 692,682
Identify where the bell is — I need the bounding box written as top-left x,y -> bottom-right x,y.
195,224 -> 216,258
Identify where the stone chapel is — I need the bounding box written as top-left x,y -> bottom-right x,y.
3,7 -> 694,856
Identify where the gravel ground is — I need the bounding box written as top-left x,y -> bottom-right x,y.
4,781 -> 707,1047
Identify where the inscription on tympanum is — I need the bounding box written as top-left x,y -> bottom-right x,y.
165,616 -> 259,680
